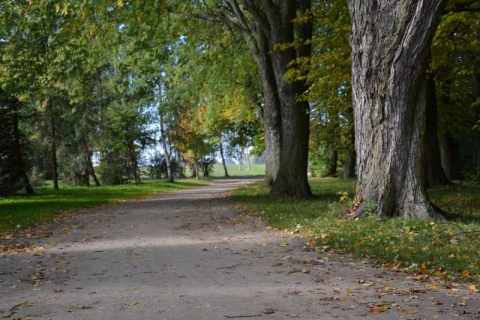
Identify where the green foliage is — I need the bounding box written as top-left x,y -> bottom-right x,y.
147,153 -> 182,179
98,151 -> 126,185
0,179 -> 210,233
0,94 -> 23,195
232,179 -> 480,282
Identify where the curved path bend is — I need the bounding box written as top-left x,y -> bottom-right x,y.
0,180 -> 479,319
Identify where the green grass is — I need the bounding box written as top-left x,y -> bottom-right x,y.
0,178 -> 209,233
231,178 -> 480,283
210,164 -> 265,179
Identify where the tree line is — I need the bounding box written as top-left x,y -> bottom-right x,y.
1,0 -> 479,219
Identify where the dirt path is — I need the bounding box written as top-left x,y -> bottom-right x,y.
1,180 -> 479,319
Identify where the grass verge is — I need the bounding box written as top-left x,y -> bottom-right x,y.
0,178 -> 209,233
231,178 -> 480,283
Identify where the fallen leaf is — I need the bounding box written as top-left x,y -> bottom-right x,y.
124,301 -> 138,306
468,285 -> 479,293
427,285 -> 438,291
2,235 -> 13,240
19,301 -> 32,307
370,306 -> 388,313
279,242 -> 289,247
398,309 -> 417,314
263,308 -> 275,314
33,247 -> 45,255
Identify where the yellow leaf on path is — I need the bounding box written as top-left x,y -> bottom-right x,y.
124,301 -> 138,306
370,306 -> 388,313
33,247 -> 45,255
20,301 -> 32,307
279,242 -> 289,247
398,309 -> 417,314
427,285 -> 438,291
468,285 -> 479,293
3,235 -> 13,240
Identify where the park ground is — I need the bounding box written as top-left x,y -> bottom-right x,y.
0,179 -> 479,319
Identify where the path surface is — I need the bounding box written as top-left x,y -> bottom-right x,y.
0,180 -> 479,320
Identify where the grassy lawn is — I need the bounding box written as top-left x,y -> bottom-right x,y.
231,178 -> 480,283
210,164 -> 265,178
0,179 -> 209,233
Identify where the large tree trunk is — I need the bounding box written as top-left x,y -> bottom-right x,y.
425,72 -> 451,187
212,0 -> 312,197
251,30 -> 281,186
348,0 -> 446,219
263,0 -> 312,197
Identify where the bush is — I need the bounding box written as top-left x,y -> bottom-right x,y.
147,153 -> 181,179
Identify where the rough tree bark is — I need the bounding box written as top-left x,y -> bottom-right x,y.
204,0 -> 313,197
348,0 -> 447,218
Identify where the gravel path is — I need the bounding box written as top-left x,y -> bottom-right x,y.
1,179 -> 479,319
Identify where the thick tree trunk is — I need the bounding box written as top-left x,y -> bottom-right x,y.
264,0 -> 312,197
251,30 -> 281,186
348,0 -> 446,219
217,0 -> 312,197
425,72 -> 451,187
